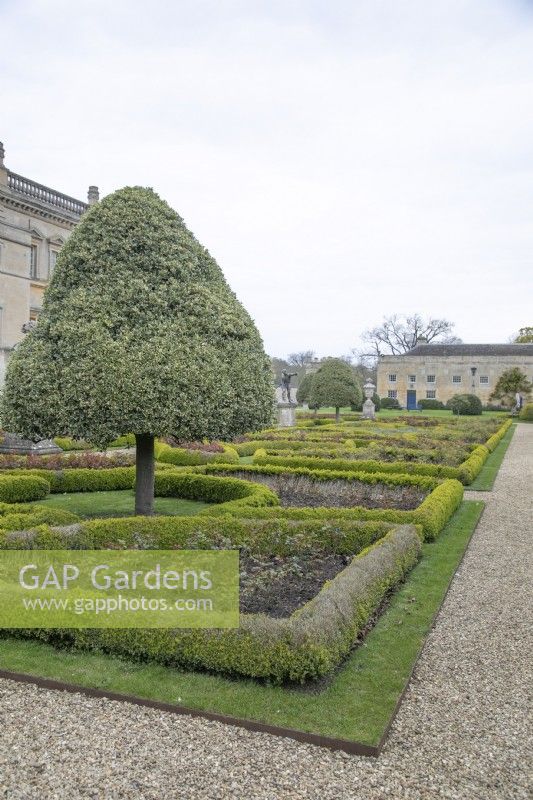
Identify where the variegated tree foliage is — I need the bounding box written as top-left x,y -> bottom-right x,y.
2,187 -> 274,500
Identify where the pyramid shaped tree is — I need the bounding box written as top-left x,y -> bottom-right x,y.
1,187 -> 274,514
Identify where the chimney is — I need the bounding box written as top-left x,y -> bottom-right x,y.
87,185 -> 99,205
0,141 -> 5,168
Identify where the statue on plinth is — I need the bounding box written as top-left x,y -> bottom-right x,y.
280,370 -> 297,403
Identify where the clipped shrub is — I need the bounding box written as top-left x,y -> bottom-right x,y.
447,394 -> 482,416
0,504 -> 79,533
155,441 -> 239,466
519,403 -> 533,421
0,475 -> 50,503
417,399 -> 445,410
380,397 -> 401,409
154,470 -> 278,511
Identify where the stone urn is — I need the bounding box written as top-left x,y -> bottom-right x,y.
362,380 -> 376,420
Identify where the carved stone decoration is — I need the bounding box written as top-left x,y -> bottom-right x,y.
0,432 -> 62,455
362,380 -> 376,420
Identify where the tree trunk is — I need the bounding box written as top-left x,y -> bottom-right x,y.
335,407 -> 340,423
135,433 -> 155,516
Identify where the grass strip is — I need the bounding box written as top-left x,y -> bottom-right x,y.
28,490 -> 209,518
0,501 -> 483,746
468,423 -> 516,491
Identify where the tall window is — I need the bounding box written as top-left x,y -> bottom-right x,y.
49,249 -> 58,275
30,244 -> 38,279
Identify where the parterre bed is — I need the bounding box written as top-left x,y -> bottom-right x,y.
0,413 -> 505,683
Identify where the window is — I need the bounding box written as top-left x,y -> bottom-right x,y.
426,375 -> 436,383
408,375 -> 416,383
452,375 -> 462,384
426,390 -> 436,399
388,374 -> 397,382
388,390 -> 397,399
479,376 -> 489,385
49,249 -> 58,274
30,244 -> 38,279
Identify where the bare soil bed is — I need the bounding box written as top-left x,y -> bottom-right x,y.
239,552 -> 349,617
231,471 -> 427,510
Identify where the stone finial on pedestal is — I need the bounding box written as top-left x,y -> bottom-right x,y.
0,141 -> 7,187
87,186 -> 100,205
362,380 -> 376,420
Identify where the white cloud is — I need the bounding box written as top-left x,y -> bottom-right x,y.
1,0 -> 532,356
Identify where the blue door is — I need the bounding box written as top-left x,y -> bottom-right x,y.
406,390 -> 417,410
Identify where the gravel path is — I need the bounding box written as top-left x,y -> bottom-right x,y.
1,425 -> 532,799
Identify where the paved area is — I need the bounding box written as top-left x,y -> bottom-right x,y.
0,425 -> 531,799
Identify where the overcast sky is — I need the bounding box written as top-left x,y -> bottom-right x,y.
1,0 -> 532,358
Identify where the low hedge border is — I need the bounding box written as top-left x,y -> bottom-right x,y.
249,418 -> 513,486
0,514 -> 395,558
204,478 -> 463,541
252,450 -> 465,482
1,467 -> 136,493
0,503 -> 80,532
485,418 -> 513,450
201,462 -> 439,492
0,475 -> 50,503
155,442 -> 239,466
153,472 -> 278,512
0,468 -> 278,513
11,525 -> 421,683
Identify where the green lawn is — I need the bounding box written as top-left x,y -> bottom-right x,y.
302,407 -> 509,419
29,490 -> 210,518
0,501 -> 483,747
468,423 -> 516,491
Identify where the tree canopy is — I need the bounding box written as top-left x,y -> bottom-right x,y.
359,314 -> 460,360
309,358 -> 362,420
514,326 -> 533,343
295,373 -> 318,408
489,368 -> 532,407
1,187 -> 274,512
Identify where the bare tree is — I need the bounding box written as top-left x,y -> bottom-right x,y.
358,314 -> 460,361
287,350 -> 316,368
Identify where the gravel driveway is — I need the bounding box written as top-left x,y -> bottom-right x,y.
1,425 -> 531,799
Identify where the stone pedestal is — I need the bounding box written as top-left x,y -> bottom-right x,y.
277,402 -> 297,427
0,432 -> 62,455
362,398 -> 376,420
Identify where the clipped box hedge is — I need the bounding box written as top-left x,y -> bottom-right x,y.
204,476 -> 463,541
249,418 -> 512,486
10,525 -> 421,683
0,512 -> 394,558
0,475 -> 50,503
155,441 -> 239,466
0,502 -> 80,532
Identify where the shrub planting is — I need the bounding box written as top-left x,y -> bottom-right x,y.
447,394 -> 483,416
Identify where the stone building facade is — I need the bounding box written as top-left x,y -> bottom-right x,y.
376,343 -> 533,409
0,141 -> 98,385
